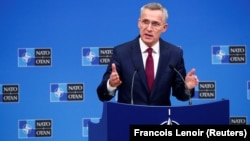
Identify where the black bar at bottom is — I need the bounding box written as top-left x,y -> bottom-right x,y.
130,125 -> 250,140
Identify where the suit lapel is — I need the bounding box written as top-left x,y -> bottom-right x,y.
151,40 -> 171,94
131,40 -> 149,92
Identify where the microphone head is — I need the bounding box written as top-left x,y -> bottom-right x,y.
134,67 -> 139,72
169,64 -> 175,70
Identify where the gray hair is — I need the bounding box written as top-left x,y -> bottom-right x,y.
140,2 -> 168,23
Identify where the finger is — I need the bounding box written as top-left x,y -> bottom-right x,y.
112,63 -> 117,73
187,68 -> 196,76
195,75 -> 199,82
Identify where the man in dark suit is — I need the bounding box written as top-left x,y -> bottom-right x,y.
97,2 -> 199,106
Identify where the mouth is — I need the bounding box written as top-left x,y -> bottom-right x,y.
144,33 -> 153,39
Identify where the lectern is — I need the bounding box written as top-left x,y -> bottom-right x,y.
89,100 -> 229,141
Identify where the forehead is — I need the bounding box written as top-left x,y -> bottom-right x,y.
141,9 -> 164,22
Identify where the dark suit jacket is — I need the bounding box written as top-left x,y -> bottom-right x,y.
97,36 -> 194,106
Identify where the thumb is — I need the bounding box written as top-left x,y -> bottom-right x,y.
112,63 -> 117,73
187,68 -> 196,76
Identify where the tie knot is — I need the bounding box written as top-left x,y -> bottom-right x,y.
147,48 -> 153,55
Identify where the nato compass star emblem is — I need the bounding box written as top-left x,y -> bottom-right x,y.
86,51 -> 96,63
22,124 -> 32,135
160,109 -> 179,125
54,87 -> 64,98
22,52 -> 32,63
216,50 -> 226,61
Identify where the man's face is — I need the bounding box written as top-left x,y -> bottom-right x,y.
138,9 -> 167,47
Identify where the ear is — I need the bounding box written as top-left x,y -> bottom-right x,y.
137,18 -> 141,29
162,23 -> 168,32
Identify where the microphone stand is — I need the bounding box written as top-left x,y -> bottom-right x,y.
130,69 -> 138,104
169,64 -> 192,106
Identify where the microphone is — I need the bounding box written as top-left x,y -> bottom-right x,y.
169,64 -> 192,105
131,67 -> 139,104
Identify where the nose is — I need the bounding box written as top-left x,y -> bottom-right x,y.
146,23 -> 153,30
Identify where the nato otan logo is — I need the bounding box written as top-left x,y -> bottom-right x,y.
18,119 -> 52,138
82,118 -> 100,137
18,48 -> 52,67
50,83 -> 84,102
82,47 -> 113,66
212,45 -> 246,64
193,81 -> 216,99
0,84 -> 19,103
230,116 -> 247,125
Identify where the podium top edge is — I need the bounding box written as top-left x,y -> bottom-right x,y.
103,99 -> 229,107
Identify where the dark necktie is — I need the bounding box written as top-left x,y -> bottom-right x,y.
145,48 -> 154,92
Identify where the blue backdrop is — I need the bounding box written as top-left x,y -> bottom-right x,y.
0,0 -> 249,141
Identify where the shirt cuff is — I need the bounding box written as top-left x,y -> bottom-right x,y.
107,79 -> 116,96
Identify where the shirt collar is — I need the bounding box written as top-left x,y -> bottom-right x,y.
139,38 -> 159,54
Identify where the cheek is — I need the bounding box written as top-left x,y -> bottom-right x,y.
154,31 -> 162,37
139,25 -> 145,30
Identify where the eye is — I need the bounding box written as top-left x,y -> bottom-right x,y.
141,19 -> 150,25
152,21 -> 161,27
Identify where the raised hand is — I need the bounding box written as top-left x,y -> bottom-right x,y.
109,63 -> 122,87
185,68 -> 199,89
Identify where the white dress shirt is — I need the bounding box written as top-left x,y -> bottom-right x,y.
139,38 -> 159,78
